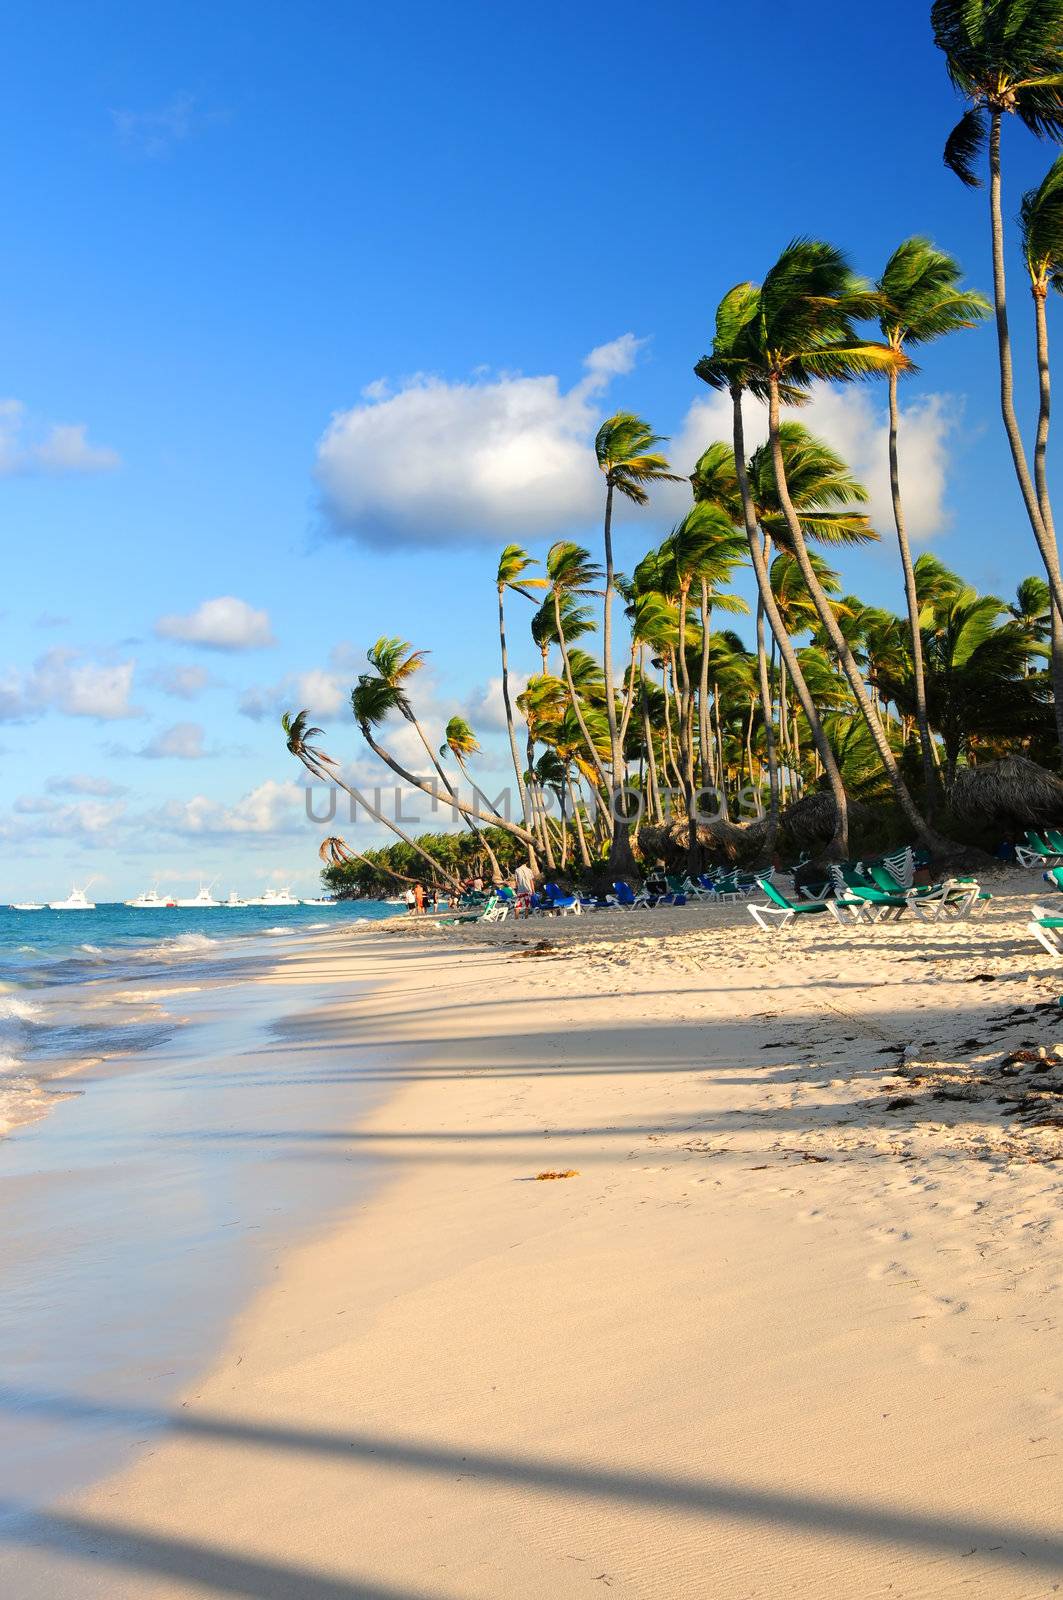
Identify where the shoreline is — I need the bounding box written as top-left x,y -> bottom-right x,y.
3,877 -> 1063,1595
0,920 -> 397,1539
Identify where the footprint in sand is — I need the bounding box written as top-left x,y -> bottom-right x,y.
867,1225 -> 913,1244
867,1259 -> 913,1282
918,1293 -> 970,1318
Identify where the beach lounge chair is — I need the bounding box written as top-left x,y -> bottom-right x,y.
1044,865 -> 1063,895
747,877 -> 847,931
867,863 -> 986,920
1016,831 -> 1063,869
1028,904 -> 1063,957
541,882 -> 582,915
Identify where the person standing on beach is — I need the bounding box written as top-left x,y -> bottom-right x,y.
403,886 -> 416,912
414,882 -> 425,914
514,860 -> 535,916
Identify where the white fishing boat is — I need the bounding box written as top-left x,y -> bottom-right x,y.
126,885 -> 177,909
10,902 -> 44,911
48,880 -> 97,911
174,883 -> 220,909
223,889 -> 248,908
301,897 -> 336,906
245,886 -> 299,908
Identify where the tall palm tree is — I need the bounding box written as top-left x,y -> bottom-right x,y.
934,0 -> 1063,616
318,834 -> 417,890
594,412 -> 682,871
282,710 -> 461,889
876,236 -> 990,799
722,240 -> 942,851
695,283 -> 854,855
439,715 -> 503,879
546,540 -> 610,795
495,546 -> 546,855
531,592 -> 594,671
1020,154 -> 1063,749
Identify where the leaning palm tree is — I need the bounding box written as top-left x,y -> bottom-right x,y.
594,412 -> 682,871
934,0 -> 1063,615
1020,155 -> 1063,749
694,282 -> 854,855
367,637 -> 454,797
350,675 -> 538,851
495,546 -> 546,856
722,240 -> 942,851
876,237 -> 990,800
318,834 -> 417,890
282,711 -> 461,889
439,715 -> 503,879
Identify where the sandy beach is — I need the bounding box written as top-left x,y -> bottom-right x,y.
4,874 -> 1063,1597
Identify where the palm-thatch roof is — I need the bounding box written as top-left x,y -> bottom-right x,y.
638,815 -> 771,868
951,755 -> 1063,831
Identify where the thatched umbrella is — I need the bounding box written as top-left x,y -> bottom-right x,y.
637,815 -> 771,870
776,790 -> 857,855
952,755 -> 1063,833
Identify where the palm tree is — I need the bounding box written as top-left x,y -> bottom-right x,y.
282,710 -> 461,889
531,592 -> 594,671
545,540 -> 610,795
1019,155 -> 1063,750
366,637 -> 454,797
934,0 -> 1063,618
876,236 -> 990,800
594,412 -> 683,871
439,715 -> 503,880
1009,575 -> 1052,672
495,546 -> 546,857
350,673 -> 538,850
720,240 -> 942,851
695,283 -> 854,855
318,834 -> 416,890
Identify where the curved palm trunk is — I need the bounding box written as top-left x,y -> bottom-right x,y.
887,368 -> 938,804
601,479 -> 636,873
453,752 -> 503,880
294,753 -> 462,890
988,110 -> 1063,620
639,658 -> 663,825
767,377 -> 940,852
755,587 -> 780,823
323,839 -> 420,892
1031,288 -> 1063,759
553,589 -> 612,800
675,583 -> 700,866
732,388 -> 847,856
497,586 -> 537,867
698,579 -> 717,791
357,723 -> 538,847
565,768 -> 592,867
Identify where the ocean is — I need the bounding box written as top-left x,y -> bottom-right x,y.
0,899 -> 401,1137
0,898 -> 405,1549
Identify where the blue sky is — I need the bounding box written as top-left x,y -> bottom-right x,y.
1,0 -> 1058,897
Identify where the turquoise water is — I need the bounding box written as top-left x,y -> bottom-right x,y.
0,900 -> 402,1136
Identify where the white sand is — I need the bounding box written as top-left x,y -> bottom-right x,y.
6,869 -> 1063,1597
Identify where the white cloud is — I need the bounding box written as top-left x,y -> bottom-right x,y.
147,664 -> 215,700
314,335 -> 646,546
46,773 -> 127,797
1,795 -> 126,842
671,384 -> 957,543
0,650 -> 140,722
239,667 -> 348,724
137,721 -> 208,760
154,779 -> 304,837
463,674 -> 529,733
154,597 -> 275,652
0,400 -> 119,477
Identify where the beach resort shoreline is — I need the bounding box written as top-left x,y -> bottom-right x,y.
4,878 -> 1063,1597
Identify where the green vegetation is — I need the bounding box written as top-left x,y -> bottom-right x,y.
289,2 -> 1063,892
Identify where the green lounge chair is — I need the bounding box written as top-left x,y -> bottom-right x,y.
1016,831 -> 1063,869
1029,904 -> 1063,957
748,877 -> 853,931
867,864 -> 984,919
